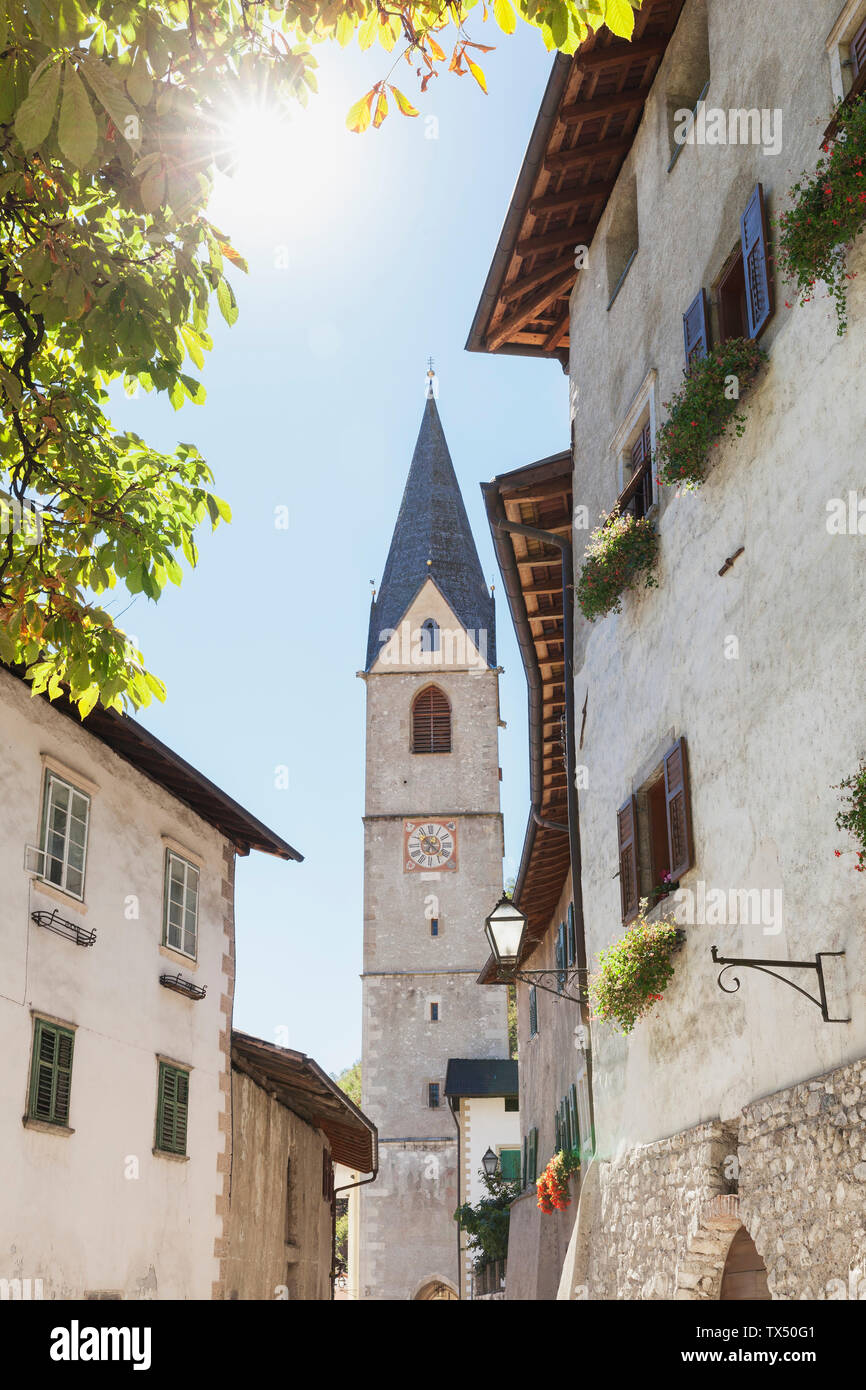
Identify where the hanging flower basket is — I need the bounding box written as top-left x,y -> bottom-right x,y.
536,1149 -> 581,1215
576,508 -> 659,622
588,902 -> 682,1035
654,338 -> 767,491
776,92 -> 866,334
834,761 -> 866,873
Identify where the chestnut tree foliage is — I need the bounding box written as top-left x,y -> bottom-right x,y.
0,1 -> 641,716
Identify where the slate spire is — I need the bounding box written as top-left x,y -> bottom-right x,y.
365,393 -> 496,671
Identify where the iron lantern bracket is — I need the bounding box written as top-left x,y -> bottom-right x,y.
506,966 -> 588,1005
710,946 -> 851,1023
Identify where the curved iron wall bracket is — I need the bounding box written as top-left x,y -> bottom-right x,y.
710,946 -> 850,1023
510,967 -> 588,1005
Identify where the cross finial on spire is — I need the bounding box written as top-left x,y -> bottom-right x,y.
426,356 -> 436,400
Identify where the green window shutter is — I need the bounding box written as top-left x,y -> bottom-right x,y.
529,984 -> 538,1036
157,1062 -> 190,1155
569,1084 -> 580,1156
500,1149 -> 520,1183
562,1097 -> 571,1153
567,903 -> 576,967
529,1127 -> 538,1182
554,1110 -> 561,1153
522,1134 -> 528,1188
555,923 -> 565,991
29,1019 -> 74,1126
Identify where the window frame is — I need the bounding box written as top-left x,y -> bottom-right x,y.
827,2 -> 866,104
427,1081 -> 440,1110
155,1060 -> 190,1157
28,1016 -> 75,1127
410,683 -> 452,755
39,770 -> 91,901
610,368 -> 660,520
162,848 -> 200,961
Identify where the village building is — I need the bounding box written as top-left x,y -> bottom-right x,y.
444,1056 -> 521,1297
469,0 -> 866,1300
358,381 -> 517,1300
226,1032 -> 377,1300
0,662 -> 303,1299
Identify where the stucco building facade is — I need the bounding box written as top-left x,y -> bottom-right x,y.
470,0 -> 866,1300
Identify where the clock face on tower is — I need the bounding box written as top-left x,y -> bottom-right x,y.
403,819 -> 459,873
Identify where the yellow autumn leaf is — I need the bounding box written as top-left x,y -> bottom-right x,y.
427,33 -> 446,61
467,58 -> 488,93
604,0 -> 636,40
389,84 -> 419,117
346,89 -> 375,133
373,87 -> 388,128
358,10 -> 378,49
493,0 -> 516,35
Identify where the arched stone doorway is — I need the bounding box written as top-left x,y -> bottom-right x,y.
720,1226 -> 771,1301
414,1278 -> 458,1300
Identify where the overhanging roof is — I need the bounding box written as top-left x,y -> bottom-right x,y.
479,452 -> 573,974
2,664 -> 301,861
444,1057 -> 518,1099
466,0 -> 685,363
232,1032 -> 378,1174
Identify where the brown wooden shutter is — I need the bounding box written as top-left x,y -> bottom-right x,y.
852,18 -> 866,77
630,421 -> 650,474
664,737 -> 694,880
617,795 -> 640,923
740,184 -> 773,339
411,685 -> 451,753
683,289 -> 709,367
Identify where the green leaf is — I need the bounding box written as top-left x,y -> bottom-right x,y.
139,159 -> 165,212
216,277 -> 238,326
126,49 -> 153,107
603,0 -> 636,39
81,53 -> 141,149
144,670 -> 166,702
58,60 -> 97,168
77,684 -> 100,719
179,373 -> 206,404
14,60 -> 62,150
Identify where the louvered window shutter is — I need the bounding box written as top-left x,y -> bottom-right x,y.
554,1110 -> 561,1153
569,1084 -> 580,1156
630,421 -> 651,474
556,921 -> 566,991
852,18 -> 866,76
528,984 -> 538,1036
740,184 -> 773,339
30,1020 -> 75,1126
529,1128 -> 538,1182
157,1063 -> 189,1155
664,737 -> 694,881
522,1134 -> 528,1187
683,289 -> 709,367
411,685 -> 451,754
617,796 -> 640,923
566,903 -> 576,967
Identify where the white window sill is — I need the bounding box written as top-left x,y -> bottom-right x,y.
152,1147 -> 189,1163
31,877 -> 88,914
159,943 -> 199,970
23,1115 -> 74,1137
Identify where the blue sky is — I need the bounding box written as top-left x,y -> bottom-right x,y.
106,23 -> 568,1076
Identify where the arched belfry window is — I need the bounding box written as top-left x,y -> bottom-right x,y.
412,685 -> 451,754
420,619 -> 440,653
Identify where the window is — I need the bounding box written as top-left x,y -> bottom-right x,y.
827,3 -> 866,104
40,772 -> 90,899
499,1148 -> 521,1183
606,174 -> 638,309
429,916 -> 439,937
566,903 -> 576,967
427,1082 -> 440,1109
163,850 -> 199,958
527,1127 -> 538,1183
284,1157 -> 294,1242
705,183 -> 773,348
504,1095 -> 519,1113
528,984 -> 538,1038
28,1018 -> 74,1127
420,619 -> 440,653
665,0 -> 710,170
411,684 -> 451,754
611,372 -> 659,521
618,737 -> 694,923
555,921 -> 566,993
156,1062 -> 189,1156
429,1001 -> 439,1022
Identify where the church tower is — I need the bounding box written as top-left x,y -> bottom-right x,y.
359,381 -> 509,1301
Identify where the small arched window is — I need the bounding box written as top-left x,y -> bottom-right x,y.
412,685 -> 451,754
420,619 -> 440,653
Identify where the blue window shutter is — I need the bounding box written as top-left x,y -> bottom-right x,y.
683,288 -> 709,367
740,183 -> 773,338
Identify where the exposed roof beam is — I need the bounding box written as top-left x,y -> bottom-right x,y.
516,221 -> 595,259
544,314 -> 571,352
486,269 -> 575,351
575,34 -> 668,69
559,85 -> 652,124
499,253 -> 575,304
545,136 -> 632,174
528,178 -> 617,217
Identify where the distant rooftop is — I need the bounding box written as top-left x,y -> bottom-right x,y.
445,1057 -> 518,1099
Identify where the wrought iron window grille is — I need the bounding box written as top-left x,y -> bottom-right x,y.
711,946 -> 850,1023
31,908 -> 96,948
159,972 -> 207,1001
